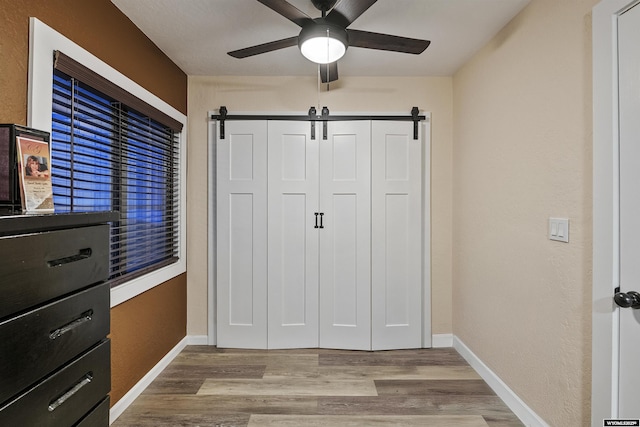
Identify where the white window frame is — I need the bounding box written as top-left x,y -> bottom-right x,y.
28,17 -> 187,308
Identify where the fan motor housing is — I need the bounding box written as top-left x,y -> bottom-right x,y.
298,19 -> 349,49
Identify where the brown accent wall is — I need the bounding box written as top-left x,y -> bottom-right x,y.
0,0 -> 187,124
110,273 -> 187,405
0,0 -> 188,408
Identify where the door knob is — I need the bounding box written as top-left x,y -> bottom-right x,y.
614,290 -> 640,308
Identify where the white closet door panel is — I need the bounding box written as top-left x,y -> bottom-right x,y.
331,194 -> 358,326
319,121 -> 371,350
279,194 -> 308,322
268,121 -> 320,348
383,194 -> 411,325
228,193 -> 257,323
216,121 -> 268,348
371,121 -> 422,350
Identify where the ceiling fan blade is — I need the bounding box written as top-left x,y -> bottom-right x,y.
326,0 -> 377,28
347,29 -> 430,54
257,0 -> 314,27
320,62 -> 339,83
228,36 -> 299,58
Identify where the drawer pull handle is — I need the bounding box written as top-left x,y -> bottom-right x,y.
48,372 -> 93,412
49,310 -> 94,340
47,248 -> 92,267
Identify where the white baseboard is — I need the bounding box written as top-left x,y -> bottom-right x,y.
453,336 -> 549,427
109,336 -> 191,424
432,333 -> 454,347
187,335 -> 209,345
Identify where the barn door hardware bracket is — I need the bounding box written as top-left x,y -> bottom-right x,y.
309,106 -> 317,140
218,106 -> 228,139
321,106 -> 329,140
411,107 -> 420,140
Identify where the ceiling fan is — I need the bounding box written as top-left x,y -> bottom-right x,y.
227,0 -> 431,83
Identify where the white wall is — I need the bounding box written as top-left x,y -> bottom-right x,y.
452,0 -> 596,424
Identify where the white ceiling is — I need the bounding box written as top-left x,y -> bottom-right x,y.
111,0 -> 530,77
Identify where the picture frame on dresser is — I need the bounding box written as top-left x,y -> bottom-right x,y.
0,124 -> 51,213
15,135 -> 54,213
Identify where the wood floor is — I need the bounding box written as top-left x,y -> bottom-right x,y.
112,346 -> 523,427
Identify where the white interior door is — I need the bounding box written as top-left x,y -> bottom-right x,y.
267,121 -> 320,348
216,121 -> 268,348
214,116 -> 428,352
318,121 -> 371,350
371,121 -> 423,350
617,2 -> 640,416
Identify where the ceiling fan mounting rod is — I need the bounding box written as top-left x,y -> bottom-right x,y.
311,0 -> 338,13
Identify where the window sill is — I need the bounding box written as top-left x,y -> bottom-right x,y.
110,258 -> 186,308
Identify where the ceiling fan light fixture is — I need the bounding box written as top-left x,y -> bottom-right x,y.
298,23 -> 347,64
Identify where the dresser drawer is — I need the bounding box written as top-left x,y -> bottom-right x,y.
0,282 -> 109,405
0,224 -> 109,319
0,339 -> 110,427
76,396 -> 109,427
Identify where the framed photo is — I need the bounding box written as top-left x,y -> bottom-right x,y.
0,124 -> 50,212
16,136 -> 54,212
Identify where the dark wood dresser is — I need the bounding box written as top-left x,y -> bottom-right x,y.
0,212 -> 117,426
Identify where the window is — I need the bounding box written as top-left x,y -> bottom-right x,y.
29,18 -> 186,306
51,52 -> 182,285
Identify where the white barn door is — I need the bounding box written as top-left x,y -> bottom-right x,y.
267,121 -> 320,348
216,121 -> 268,348
319,121 -> 372,350
371,121 -> 423,350
215,117 -> 429,351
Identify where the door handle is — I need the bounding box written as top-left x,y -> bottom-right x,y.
314,213 -> 325,229
614,290 -> 640,308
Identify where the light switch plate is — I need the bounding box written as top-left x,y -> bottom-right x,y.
549,218 -> 569,242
